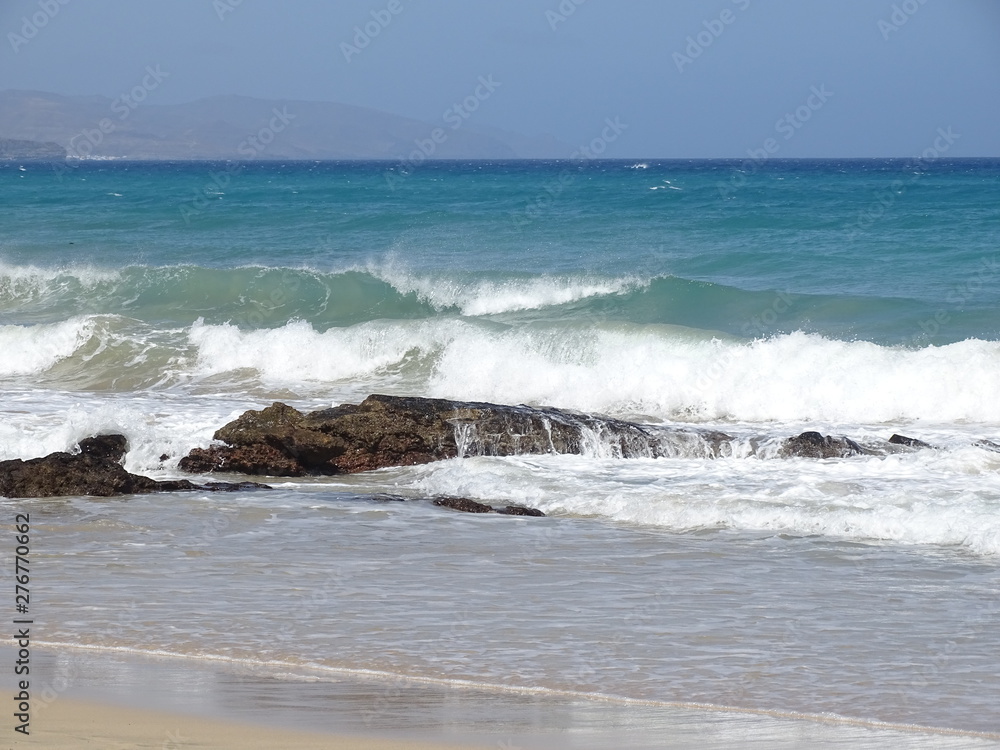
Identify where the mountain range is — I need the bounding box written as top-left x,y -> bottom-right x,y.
0,90 -> 567,160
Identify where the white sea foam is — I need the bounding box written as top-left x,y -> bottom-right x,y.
404,449 -> 1000,555
0,389 -> 253,472
188,318 -> 449,387
0,318 -> 94,376
186,320 -> 1000,425
367,260 -> 644,315
0,262 -> 119,296
428,327 -> 1000,424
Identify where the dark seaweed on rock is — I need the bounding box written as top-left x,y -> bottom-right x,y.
432,497 -> 545,516
433,497 -> 494,513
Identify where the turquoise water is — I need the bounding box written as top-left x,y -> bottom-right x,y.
2,159 -> 1000,739
4,159 -> 1000,420
4,159 -> 999,339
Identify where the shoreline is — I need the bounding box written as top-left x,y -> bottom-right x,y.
6,646 -> 998,749
15,698 -> 486,750
28,640 -> 1000,739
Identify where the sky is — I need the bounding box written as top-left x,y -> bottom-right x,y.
2,0 -> 999,158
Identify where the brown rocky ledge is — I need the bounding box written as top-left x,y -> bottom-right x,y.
178,394 -> 733,477
0,434 -> 270,498
178,394 -> 955,479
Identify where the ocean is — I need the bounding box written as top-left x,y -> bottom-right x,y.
2,158 -> 999,743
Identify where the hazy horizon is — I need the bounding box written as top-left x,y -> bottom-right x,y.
2,0 -> 999,158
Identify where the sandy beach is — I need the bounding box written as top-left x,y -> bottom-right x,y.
10,697 -> 487,750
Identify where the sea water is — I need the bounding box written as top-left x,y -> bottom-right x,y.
2,159 -> 999,739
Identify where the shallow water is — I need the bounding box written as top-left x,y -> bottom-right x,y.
9,647 -> 998,749
15,479 -> 1000,733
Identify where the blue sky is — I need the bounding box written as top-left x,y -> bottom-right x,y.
2,0 -> 998,157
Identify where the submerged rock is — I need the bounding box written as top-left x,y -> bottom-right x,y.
433,496 -> 545,516
433,497 -> 494,513
974,439 -> 1000,454
496,505 -> 546,517
0,435 -> 270,498
888,434 -> 934,450
779,431 -> 867,459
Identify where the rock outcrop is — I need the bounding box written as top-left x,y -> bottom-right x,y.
179,394 -> 716,477
432,497 -> 545,516
888,434 -> 933,449
974,439 -> 1000,454
0,435 -> 270,498
177,394 -> 977,478
779,431 -> 867,459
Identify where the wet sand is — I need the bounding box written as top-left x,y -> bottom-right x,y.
14,697 -> 486,749
5,646 -> 998,750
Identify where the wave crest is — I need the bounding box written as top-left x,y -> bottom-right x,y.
187,320 -> 1000,424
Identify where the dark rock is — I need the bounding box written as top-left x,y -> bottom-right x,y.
179,395 -> 888,477
433,497 -> 494,513
432,497 -> 545,516
0,449 -> 155,498
888,434 -> 933,449
151,479 -> 200,492
0,434 -> 271,498
702,430 -> 736,457
779,431 -> 866,459
159,453 -> 170,462
179,394 -> 682,477
79,434 -> 129,463
497,505 -> 546,517
201,481 -> 272,492
369,493 -> 408,503
179,443 -> 305,476
974,439 -> 1000,454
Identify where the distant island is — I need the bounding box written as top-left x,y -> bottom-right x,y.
0,137 -> 66,160
0,90 -> 566,161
